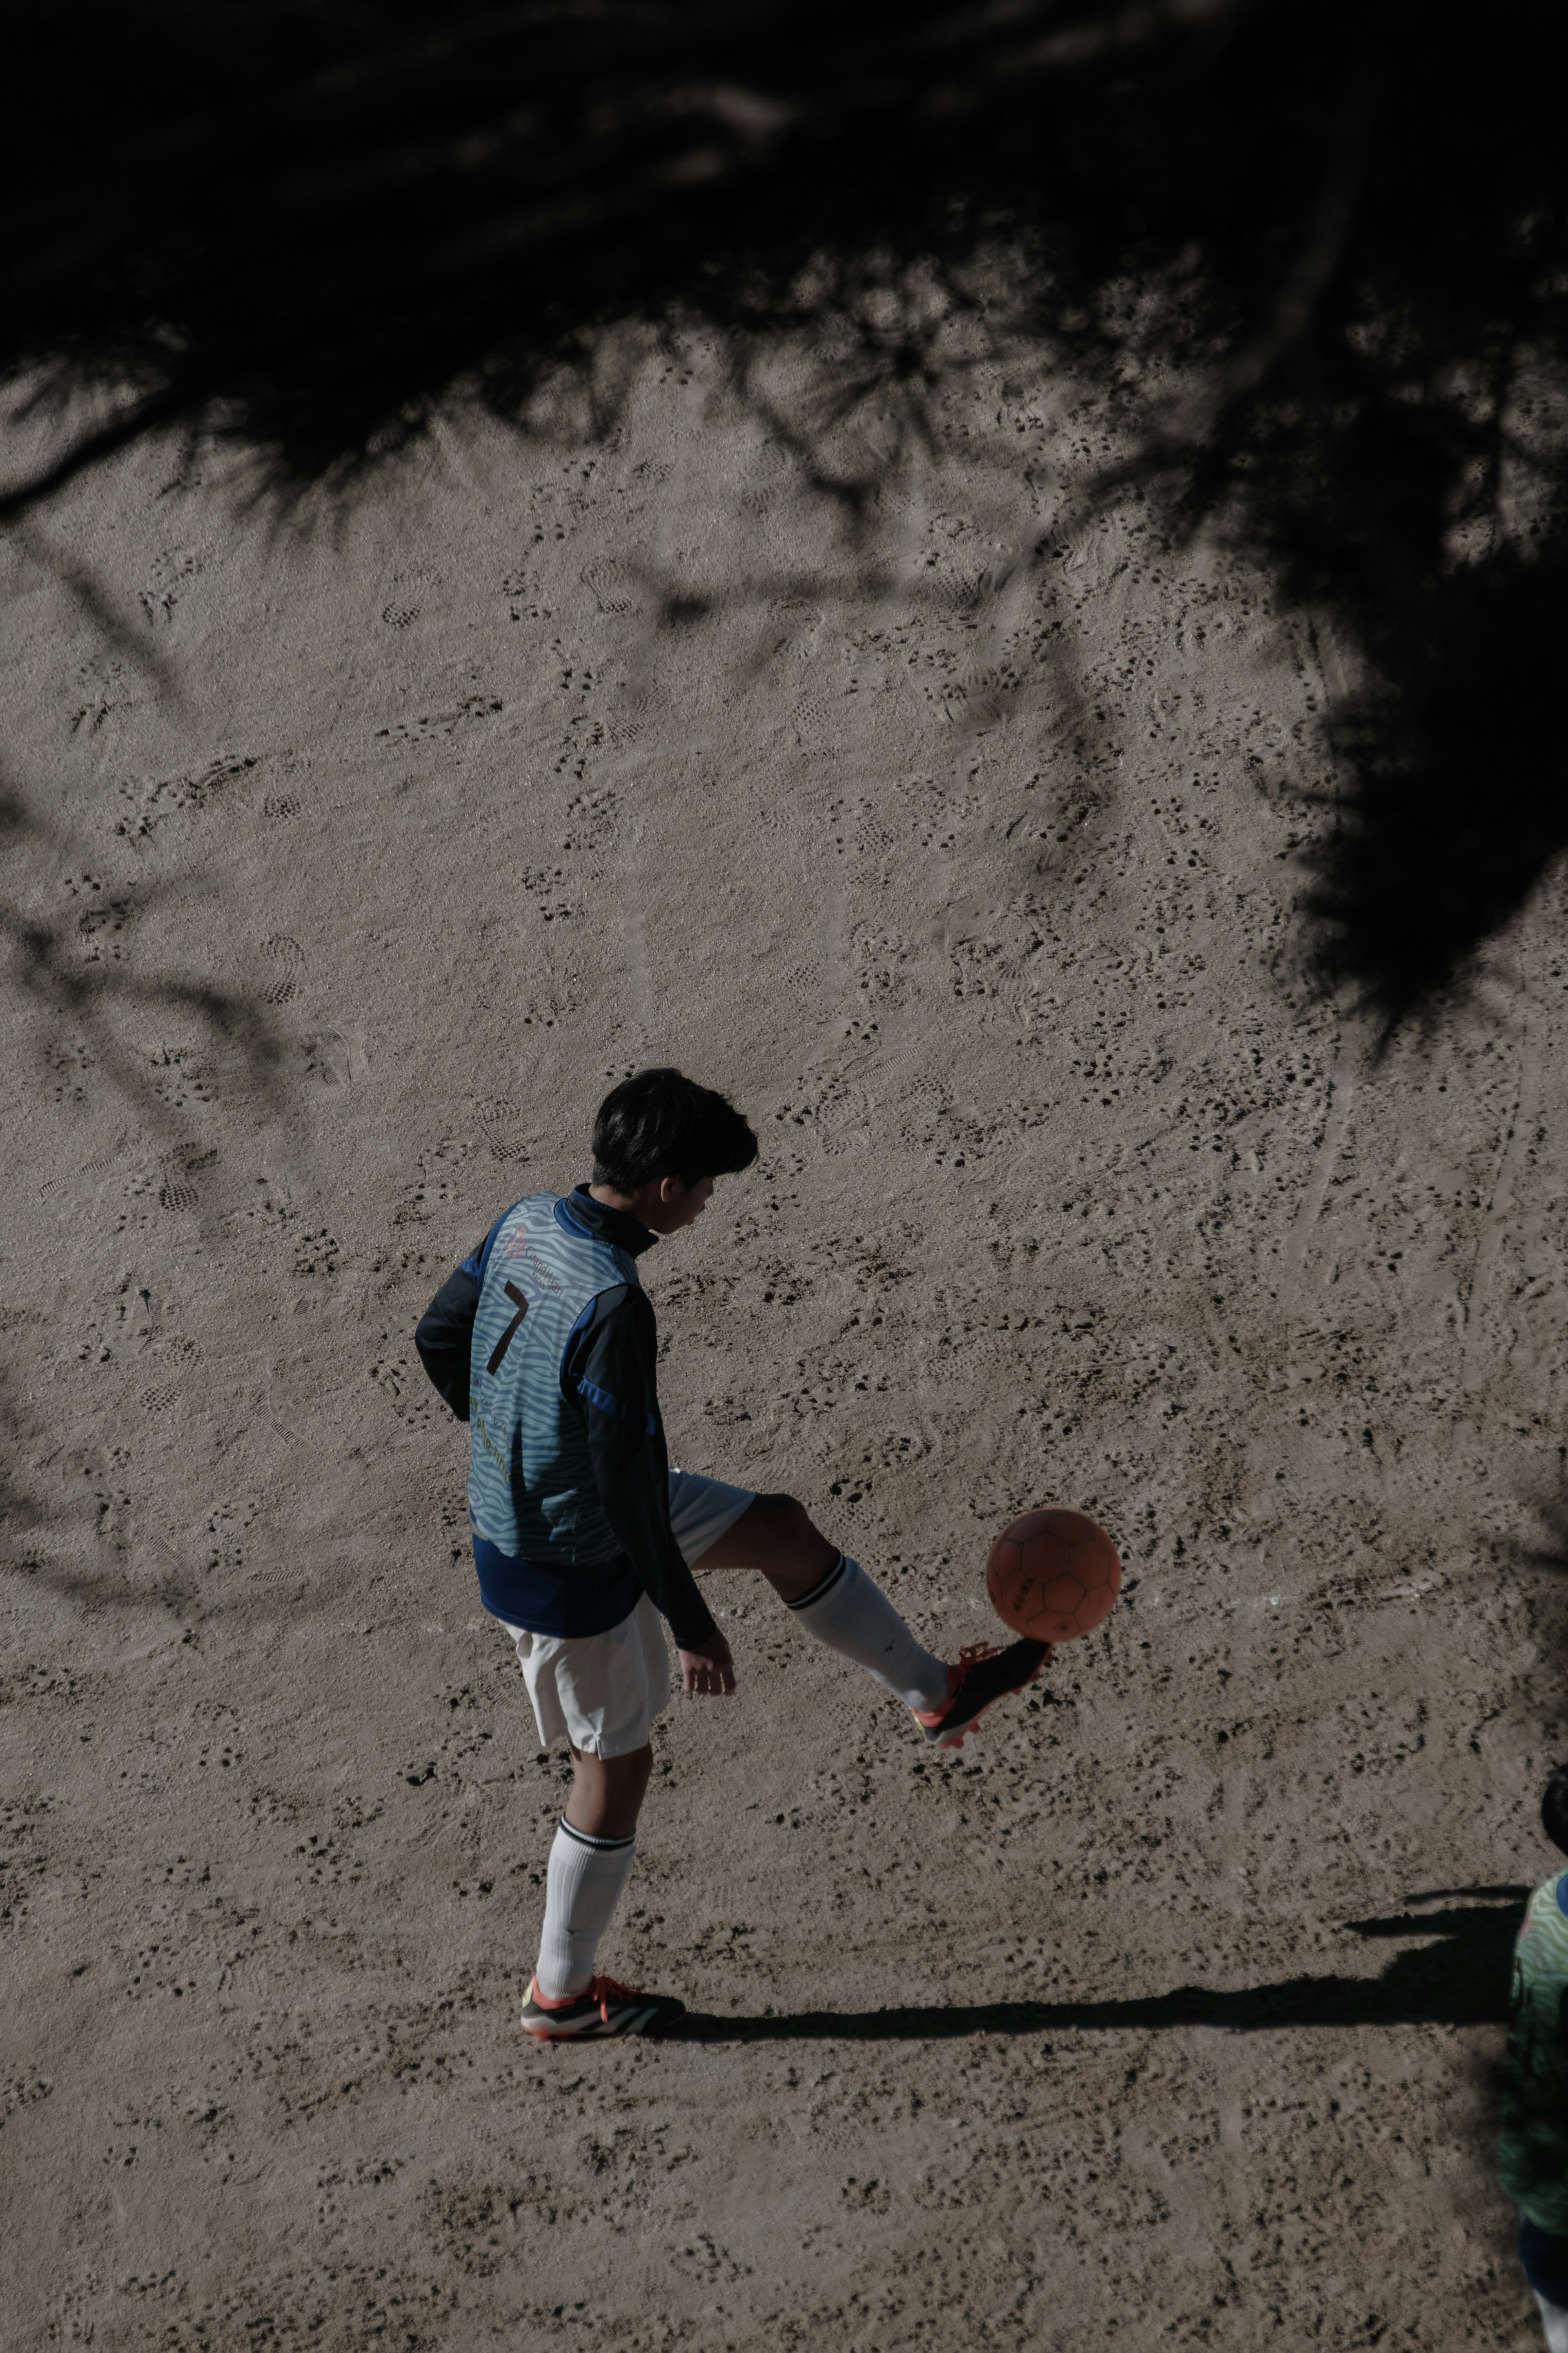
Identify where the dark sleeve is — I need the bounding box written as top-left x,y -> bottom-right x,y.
415,1207 -> 517,1418
414,1249 -> 483,1420
564,1286 -> 718,1651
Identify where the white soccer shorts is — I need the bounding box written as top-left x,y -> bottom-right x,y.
499,1469 -> 754,1758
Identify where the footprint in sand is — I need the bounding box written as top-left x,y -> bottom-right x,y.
611,691 -> 656,748
138,545 -> 205,628
582,564 -> 638,616
262,793 -> 301,820
261,935 -> 305,1006
299,1030 -> 366,1092
40,1135 -> 128,1198
929,567 -> 988,615
382,568 -> 439,629
139,1385 -> 178,1413
159,1173 -> 199,1211
477,1096 -> 529,1163
793,694 -> 836,747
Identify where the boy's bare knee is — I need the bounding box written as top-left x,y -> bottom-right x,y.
566,1741 -> 653,1839
690,1490 -> 824,1574
751,1491 -> 812,1544
746,1492 -> 836,1599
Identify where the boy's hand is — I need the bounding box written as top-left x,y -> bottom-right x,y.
678,1631 -> 735,1696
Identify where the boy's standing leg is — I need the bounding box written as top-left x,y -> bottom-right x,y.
508,1597 -> 699,2041
528,1744 -> 651,2021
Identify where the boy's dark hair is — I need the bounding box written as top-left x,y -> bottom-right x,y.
1544,1766 -> 1568,1858
592,1068 -> 758,1195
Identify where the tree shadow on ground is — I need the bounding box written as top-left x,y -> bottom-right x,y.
674,1888 -> 1528,2043
7,3 -> 1568,1027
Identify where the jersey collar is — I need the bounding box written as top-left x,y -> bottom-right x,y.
566,1182 -> 658,1257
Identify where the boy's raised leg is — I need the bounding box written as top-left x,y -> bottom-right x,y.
695,1493 -> 1049,1748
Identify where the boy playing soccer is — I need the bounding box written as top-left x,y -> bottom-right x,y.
414,1068 -> 1048,2039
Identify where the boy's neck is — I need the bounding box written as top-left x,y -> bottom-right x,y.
584,1182 -> 662,1238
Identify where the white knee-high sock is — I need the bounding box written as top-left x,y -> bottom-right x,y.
535,1818 -> 636,1999
786,1554 -> 949,1712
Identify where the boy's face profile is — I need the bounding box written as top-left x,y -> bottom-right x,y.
593,1171 -> 715,1235
643,1173 -> 714,1234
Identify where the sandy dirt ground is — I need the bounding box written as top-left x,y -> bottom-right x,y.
4,339 -> 1568,2352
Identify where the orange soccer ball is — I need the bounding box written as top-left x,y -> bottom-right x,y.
985,1508 -> 1121,1643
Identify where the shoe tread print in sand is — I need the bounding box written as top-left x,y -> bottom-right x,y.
261,932 -> 305,1005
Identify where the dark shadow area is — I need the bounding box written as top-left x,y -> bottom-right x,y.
1405,1886 -> 1535,1907
673,1891 -> 1527,2042
0,769 -> 294,1588
2,2 -> 1567,1025
0,773 -> 288,1126
1304,559 -> 1568,1035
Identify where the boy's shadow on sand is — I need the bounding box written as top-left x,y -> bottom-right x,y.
675,1888 -> 1528,2043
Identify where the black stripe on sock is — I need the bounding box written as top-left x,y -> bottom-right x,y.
786,1551 -> 850,1612
558,1816 -> 636,1853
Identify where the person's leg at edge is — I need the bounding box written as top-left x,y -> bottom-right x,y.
1537,2295 -> 1568,2353
1521,2217 -> 1568,2353
533,1742 -> 652,2000
694,1493 -> 951,1712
